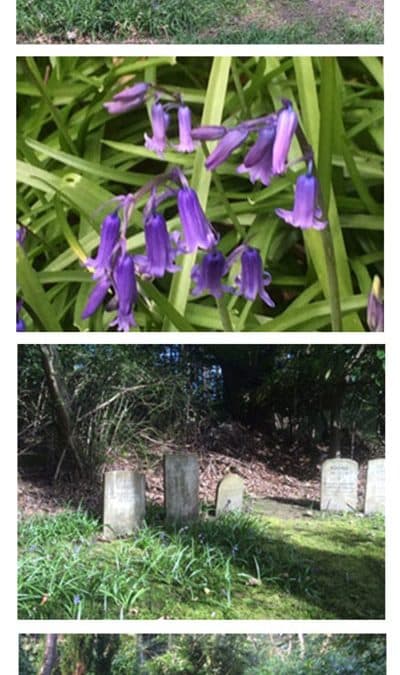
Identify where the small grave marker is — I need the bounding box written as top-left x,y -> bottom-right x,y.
364,458 -> 385,514
103,470 -> 145,539
215,473 -> 244,516
320,458 -> 358,512
164,453 -> 199,524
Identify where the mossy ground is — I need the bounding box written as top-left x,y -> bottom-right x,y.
18,508 -> 384,619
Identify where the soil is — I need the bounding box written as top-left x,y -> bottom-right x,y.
202,0 -> 383,41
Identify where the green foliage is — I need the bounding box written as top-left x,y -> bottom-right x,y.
19,634 -> 386,674
16,57 -> 383,332
256,634 -> 386,675
58,635 -> 120,675
18,510 -> 384,620
19,636 -> 41,675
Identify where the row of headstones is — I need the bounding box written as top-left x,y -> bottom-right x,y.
103,453 -> 244,539
321,457 -> 385,514
103,454 -> 385,539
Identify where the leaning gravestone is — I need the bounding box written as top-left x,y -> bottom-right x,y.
364,458 -> 385,514
164,453 -> 199,524
320,458 -> 358,512
215,473 -> 244,516
103,470 -> 145,539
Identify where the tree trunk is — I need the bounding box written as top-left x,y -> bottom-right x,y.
39,634 -> 58,675
330,384 -> 345,457
40,345 -> 83,478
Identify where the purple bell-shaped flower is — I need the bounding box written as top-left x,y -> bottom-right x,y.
85,211 -> 121,279
191,250 -> 231,298
144,101 -> 170,156
276,172 -> 327,230
135,210 -> 180,278
110,253 -> 137,332
177,187 -> 218,252
234,246 -> 275,307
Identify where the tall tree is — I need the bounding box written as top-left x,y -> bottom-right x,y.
38,635 -> 58,675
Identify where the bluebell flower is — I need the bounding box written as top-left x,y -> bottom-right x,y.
177,187 -> 218,252
276,172 -> 327,230
191,125 -> 227,141
73,594 -> 81,605
144,101 -> 170,156
85,212 -> 121,279
205,127 -> 249,171
234,246 -> 275,307
175,105 -> 197,153
367,276 -> 384,332
191,250 -> 231,299
135,210 -> 180,278
272,102 -> 298,175
81,277 -> 112,320
110,253 -> 137,332
231,543 -> 239,557
104,82 -> 149,115
17,299 -> 25,332
237,126 -> 276,186
16,226 -> 27,246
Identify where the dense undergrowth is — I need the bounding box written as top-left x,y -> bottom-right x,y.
18,508 -> 384,619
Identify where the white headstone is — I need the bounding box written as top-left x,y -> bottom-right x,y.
164,453 -> 199,524
320,458 -> 358,512
364,458 -> 385,514
216,473 -> 244,516
103,470 -> 145,539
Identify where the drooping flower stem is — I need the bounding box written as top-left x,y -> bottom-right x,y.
216,296 -> 234,332
200,141 -> 244,236
317,57 -> 342,331
231,59 -> 250,119
320,228 -> 342,331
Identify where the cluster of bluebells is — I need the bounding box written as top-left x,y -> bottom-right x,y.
82,168 -> 275,330
82,83 -> 328,330
104,83 -> 327,231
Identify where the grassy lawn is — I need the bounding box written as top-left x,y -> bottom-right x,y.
18,509 -> 384,619
16,0 -> 383,43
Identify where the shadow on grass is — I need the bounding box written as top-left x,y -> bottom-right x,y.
167,511 -> 384,619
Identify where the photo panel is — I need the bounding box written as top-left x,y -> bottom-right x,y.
16,56 -> 384,334
18,632 -> 387,673
18,343 -> 385,621
16,0 -> 384,45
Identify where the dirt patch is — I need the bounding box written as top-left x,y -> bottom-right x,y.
250,497 -> 318,519
201,0 -> 383,41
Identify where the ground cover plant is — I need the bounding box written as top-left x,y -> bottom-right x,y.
16,57 -> 383,332
18,508 -> 384,620
20,633 -> 386,674
16,0 -> 383,44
